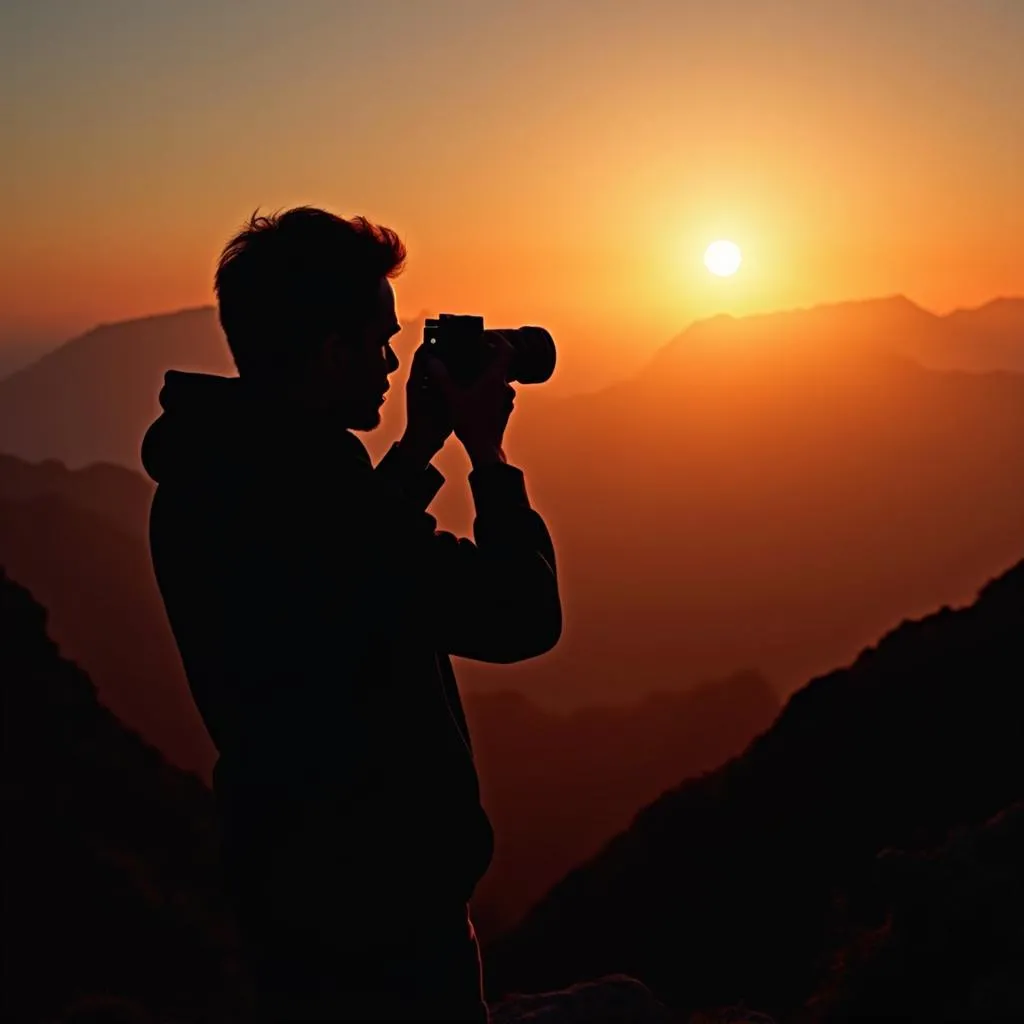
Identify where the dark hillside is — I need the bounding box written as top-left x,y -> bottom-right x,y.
0,570 -> 249,1023
488,560 -> 1024,1018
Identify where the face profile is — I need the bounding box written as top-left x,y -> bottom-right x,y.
324,277 -> 402,430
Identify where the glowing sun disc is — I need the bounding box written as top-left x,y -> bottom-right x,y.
704,240 -> 742,276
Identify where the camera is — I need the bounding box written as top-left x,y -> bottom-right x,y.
422,314 -> 556,387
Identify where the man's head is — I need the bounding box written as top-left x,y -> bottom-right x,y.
215,207 -> 405,429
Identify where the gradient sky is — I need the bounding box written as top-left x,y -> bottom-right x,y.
3,0 -> 1022,390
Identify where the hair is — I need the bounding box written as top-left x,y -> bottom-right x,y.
214,206 -> 406,378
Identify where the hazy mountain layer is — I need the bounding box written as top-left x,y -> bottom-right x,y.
0,298 -> 1021,707
460,296 -> 1024,703
1,296 -> 1020,470
467,672 -> 779,935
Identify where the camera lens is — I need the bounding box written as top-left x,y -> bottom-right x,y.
506,326 -> 556,384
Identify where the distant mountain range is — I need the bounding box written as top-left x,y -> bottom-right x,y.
487,560 -> 1024,1020
470,296 -> 1024,703
0,307 -> 234,469
0,452 -> 154,546
1,296 -> 1020,470
1,296 -> 1021,708
0,335 -> 65,381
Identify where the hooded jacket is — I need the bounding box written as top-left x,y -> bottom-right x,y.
141,369 -> 560,908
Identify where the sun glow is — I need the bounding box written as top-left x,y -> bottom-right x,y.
704,240 -> 742,277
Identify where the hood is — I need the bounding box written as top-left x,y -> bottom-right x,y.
141,371 -> 250,484
141,370 -> 368,485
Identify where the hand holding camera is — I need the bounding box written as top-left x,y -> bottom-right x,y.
400,345 -> 454,466
428,332 -> 516,469
400,314 -> 556,470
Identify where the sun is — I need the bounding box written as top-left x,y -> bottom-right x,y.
704,240 -> 742,277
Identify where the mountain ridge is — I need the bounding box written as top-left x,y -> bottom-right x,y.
486,557 -> 1024,1017
3,293 -> 1021,401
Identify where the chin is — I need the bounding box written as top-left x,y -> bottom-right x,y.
349,408 -> 382,432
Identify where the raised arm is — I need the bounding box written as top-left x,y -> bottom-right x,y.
419,463 -> 560,662
373,332 -> 561,662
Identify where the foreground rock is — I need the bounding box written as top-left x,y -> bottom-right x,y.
1,569 -> 250,1023
491,975 -> 678,1023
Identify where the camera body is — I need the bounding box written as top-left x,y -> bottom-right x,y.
423,314 -> 556,387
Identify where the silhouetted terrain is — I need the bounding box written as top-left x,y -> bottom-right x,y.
487,559 -> 1024,1019
0,454 -> 778,936
1,298 -> 1021,710
0,453 -> 153,540
6,553 -> 1021,1020
809,801 -> 1024,1020
0,569 -> 250,1023
467,673 -> 779,934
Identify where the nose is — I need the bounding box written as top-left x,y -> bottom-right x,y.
385,343 -> 399,375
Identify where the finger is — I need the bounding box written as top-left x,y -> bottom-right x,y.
425,355 -> 456,401
484,333 -> 515,382
409,344 -> 435,379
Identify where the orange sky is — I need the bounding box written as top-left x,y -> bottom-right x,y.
2,0 -> 1022,392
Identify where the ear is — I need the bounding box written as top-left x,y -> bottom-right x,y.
322,331 -> 345,371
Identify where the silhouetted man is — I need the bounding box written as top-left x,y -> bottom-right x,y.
141,208 -> 561,1021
